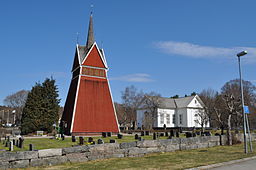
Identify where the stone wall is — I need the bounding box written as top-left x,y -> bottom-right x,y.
0,135 -> 244,169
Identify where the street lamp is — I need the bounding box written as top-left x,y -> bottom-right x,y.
236,50 -> 252,153
237,51 -> 247,57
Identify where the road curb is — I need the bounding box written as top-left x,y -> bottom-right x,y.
186,156 -> 256,170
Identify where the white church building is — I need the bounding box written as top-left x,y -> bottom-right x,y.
136,95 -> 209,128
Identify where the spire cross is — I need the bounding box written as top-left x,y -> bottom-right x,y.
86,9 -> 95,48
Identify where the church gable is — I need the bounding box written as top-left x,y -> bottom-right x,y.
187,95 -> 205,108
82,44 -> 106,68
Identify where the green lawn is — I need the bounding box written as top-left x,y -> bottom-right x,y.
26,142 -> 256,170
0,135 -> 182,152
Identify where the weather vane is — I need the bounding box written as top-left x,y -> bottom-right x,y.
76,32 -> 79,44
90,4 -> 94,15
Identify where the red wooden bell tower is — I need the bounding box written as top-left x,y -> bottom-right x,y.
61,14 -> 119,135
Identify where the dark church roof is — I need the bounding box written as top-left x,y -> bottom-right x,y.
139,95 -> 204,109
76,14 -> 104,64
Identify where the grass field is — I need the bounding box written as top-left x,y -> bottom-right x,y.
0,135 -> 184,152
25,142 -> 256,170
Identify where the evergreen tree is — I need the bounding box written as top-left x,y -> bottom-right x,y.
21,78 -> 60,134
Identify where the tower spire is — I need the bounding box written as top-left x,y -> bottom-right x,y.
86,13 -> 95,49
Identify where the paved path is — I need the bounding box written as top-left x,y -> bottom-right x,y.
211,158 -> 256,170
188,156 -> 256,170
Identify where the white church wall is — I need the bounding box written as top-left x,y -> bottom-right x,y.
157,108 -> 175,128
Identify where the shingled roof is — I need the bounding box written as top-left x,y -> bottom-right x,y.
174,96 -> 195,108
141,95 -> 203,109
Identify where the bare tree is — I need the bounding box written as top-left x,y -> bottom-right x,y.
212,95 -> 227,135
3,90 -> 29,125
221,79 -> 256,129
199,88 -> 218,127
3,90 -> 29,108
114,102 -> 127,127
194,108 -> 209,133
121,85 -> 144,129
142,94 -> 161,130
222,94 -> 241,145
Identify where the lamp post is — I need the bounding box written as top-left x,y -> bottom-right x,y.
236,50 -> 252,153
12,110 -> 16,125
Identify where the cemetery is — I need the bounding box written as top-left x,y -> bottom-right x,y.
1,2 -> 256,169
0,131 -> 255,169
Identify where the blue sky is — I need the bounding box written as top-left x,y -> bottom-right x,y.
1,0 -> 256,106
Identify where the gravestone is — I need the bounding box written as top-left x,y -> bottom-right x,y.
16,140 -> 19,147
205,131 -> 211,136
185,132 -> 192,138
29,144 -> 34,151
165,132 -> 169,137
72,136 -> 76,142
145,131 -> 150,136
88,137 -> 94,143
117,133 -> 123,139
107,132 -> 112,137
5,136 -> 10,147
141,131 -> 145,136
135,134 -> 139,140
110,139 -> 116,143
176,131 -> 179,138
153,132 -> 157,140
9,141 -> 13,151
79,137 -> 84,145
163,124 -> 166,130
102,132 -> 107,138
160,133 -> 164,137
97,139 -> 104,144
19,137 -> 24,148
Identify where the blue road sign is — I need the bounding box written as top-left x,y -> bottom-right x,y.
244,106 -> 250,114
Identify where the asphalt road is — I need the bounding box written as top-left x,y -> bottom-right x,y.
211,158 -> 256,170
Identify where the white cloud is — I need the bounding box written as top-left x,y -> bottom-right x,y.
110,73 -> 154,82
154,41 -> 256,63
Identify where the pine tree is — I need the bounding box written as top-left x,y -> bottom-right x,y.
21,78 -> 60,134
41,78 -> 60,132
